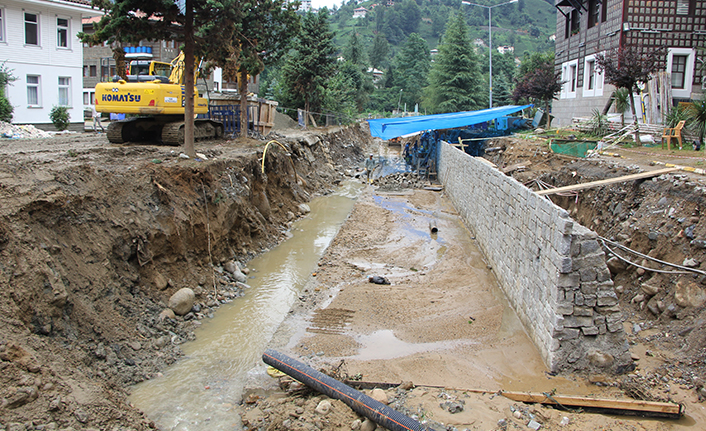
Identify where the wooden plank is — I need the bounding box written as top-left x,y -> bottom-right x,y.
501,391 -> 682,416
535,168 -> 677,196
502,161 -> 532,174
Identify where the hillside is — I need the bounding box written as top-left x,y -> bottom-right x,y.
328,0 -> 557,62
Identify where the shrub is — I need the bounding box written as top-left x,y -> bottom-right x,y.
0,95 -> 12,123
50,106 -> 71,131
588,109 -> 609,137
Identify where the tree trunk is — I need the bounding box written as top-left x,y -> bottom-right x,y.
630,90 -> 641,145
544,101 -> 552,129
239,70 -> 248,137
304,97 -> 310,129
183,0 -> 196,158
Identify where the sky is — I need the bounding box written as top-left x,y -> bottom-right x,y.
310,0 -> 345,10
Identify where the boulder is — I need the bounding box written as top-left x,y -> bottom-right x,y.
587,350 -> 614,367
154,272 -> 169,290
606,257 -> 627,274
640,283 -> 660,296
168,288 -> 196,315
298,203 -> 311,214
675,279 -> 706,308
370,388 -> 388,405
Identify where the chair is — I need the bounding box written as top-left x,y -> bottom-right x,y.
662,120 -> 686,150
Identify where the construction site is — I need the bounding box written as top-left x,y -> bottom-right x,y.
1,117 -> 706,431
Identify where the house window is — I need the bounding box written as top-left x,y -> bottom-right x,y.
667,48 -> 695,98
0,8 -> 5,42
27,75 -> 40,106
565,9 -> 580,38
58,77 -> 70,106
671,55 -> 687,89
25,12 -> 39,45
90,65 -> 97,77
676,0 -> 694,15
561,60 -> 578,99
57,17 -> 69,48
588,0 -> 600,28
583,55 -> 604,97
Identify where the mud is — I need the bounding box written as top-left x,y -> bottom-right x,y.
0,126 -> 368,430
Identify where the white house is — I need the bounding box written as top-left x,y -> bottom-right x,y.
353,7 -> 368,18
0,0 -> 100,129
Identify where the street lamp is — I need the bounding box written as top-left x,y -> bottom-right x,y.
462,0 -> 518,109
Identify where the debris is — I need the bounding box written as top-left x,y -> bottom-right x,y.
0,121 -> 52,139
527,419 -> 542,430
500,391 -> 683,418
368,275 -> 390,285
535,168 -> 678,196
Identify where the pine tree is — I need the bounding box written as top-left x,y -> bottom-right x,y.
423,12 -> 484,113
369,33 -> 389,71
344,32 -> 367,65
280,10 -> 337,126
395,33 -> 431,109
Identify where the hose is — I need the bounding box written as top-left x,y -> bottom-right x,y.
262,349 -> 429,431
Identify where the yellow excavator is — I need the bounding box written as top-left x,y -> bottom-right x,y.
95,52 -> 223,145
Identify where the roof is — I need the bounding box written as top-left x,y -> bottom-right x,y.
366,105 -> 532,141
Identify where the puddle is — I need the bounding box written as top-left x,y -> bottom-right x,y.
345,329 -> 479,361
128,181 -> 362,430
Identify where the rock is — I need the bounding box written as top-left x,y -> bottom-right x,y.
587,350 -> 614,367
636,267 -> 646,276
370,388 -> 388,405
675,279 -> 706,308
631,294 -> 645,303
74,407 -> 88,423
615,285 -> 625,295
685,225 -> 696,239
154,272 -> 169,290
440,400 -> 465,413
648,231 -> 659,241
315,400 -> 332,415
398,381 -> 414,390
641,283 -> 660,296
360,418 -> 377,431
606,257 -> 627,274
169,288 -> 196,315
368,275 -> 390,285
683,257 -> 699,268
647,297 -> 661,315
632,323 -> 642,334
223,260 -> 238,274
658,197 -> 668,206
588,374 -> 609,384
159,308 -> 176,321
351,419 -> 362,430
691,239 -> 706,249
298,203 -> 311,214
513,410 -> 523,419
528,419 -> 542,430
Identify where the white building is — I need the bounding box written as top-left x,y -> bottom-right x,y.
0,0 -> 100,128
353,7 -> 368,18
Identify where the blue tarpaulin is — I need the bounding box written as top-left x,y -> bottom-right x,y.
366,105 -> 532,141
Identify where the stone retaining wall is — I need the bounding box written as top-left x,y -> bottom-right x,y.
438,141 -> 632,373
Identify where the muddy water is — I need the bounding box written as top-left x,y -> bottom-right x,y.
128,181 -> 363,430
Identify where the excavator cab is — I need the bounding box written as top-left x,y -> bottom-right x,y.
123,60 -> 173,83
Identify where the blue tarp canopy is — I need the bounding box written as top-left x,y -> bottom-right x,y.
366,105 -> 532,141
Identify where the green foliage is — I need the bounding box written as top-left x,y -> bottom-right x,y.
587,109 -> 609,137
395,33 -> 431,109
688,96 -> 706,145
664,103 -> 691,129
279,10 -> 337,116
50,106 -> 71,131
612,88 -> 630,126
424,13 -> 484,113
344,32 -> 367,65
0,62 -> 17,123
368,33 -> 389,70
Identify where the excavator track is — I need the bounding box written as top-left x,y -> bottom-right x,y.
106,117 -> 223,145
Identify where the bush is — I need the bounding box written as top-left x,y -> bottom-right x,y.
0,95 -> 12,123
50,106 -> 70,131
588,109 -> 609,137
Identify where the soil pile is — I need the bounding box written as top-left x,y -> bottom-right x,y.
0,125 -> 370,430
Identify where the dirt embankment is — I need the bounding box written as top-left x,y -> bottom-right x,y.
486,136 -> 706,400
0,125 -> 370,430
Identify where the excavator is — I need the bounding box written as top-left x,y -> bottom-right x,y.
94,52 -> 223,145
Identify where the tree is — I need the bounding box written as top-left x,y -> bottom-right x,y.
424,12 -> 484,113
689,96 -> 706,148
226,0 -> 300,135
344,32 -> 367,65
0,62 -> 17,123
398,0 -> 421,35
369,33 -> 390,70
595,46 -> 664,143
81,0 -> 242,157
512,60 -> 562,128
395,33 -> 431,109
280,10 -> 337,127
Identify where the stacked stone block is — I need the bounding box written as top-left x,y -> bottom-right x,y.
437,142 -> 631,373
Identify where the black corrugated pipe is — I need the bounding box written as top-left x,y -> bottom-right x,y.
262,349 -> 428,431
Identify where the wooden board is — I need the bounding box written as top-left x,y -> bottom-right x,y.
501,391 -> 682,417
502,161 -> 532,174
535,168 -> 677,196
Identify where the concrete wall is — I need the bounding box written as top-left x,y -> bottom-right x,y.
438,142 -> 632,373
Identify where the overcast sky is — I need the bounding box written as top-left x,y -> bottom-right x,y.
311,0 -> 344,10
